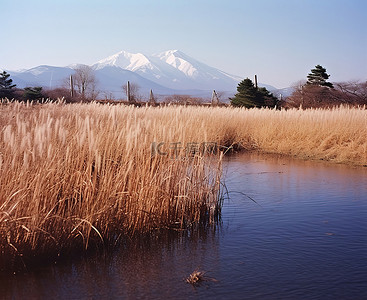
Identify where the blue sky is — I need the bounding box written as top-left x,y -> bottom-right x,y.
1,0 -> 366,88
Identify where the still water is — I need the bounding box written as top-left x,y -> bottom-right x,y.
1,152 -> 367,299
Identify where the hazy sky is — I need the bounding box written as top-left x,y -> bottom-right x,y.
1,0 -> 366,88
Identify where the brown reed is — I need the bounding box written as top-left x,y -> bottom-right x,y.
0,101 -> 222,270
1,101 -> 366,270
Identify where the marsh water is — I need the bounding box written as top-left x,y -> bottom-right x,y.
1,152 -> 367,299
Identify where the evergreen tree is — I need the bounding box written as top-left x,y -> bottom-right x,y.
24,87 -> 43,101
230,78 -> 278,108
257,87 -> 278,107
230,78 -> 258,107
0,71 -> 16,98
307,65 -> 334,88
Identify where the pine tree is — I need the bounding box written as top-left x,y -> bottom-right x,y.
307,65 -> 334,88
24,87 -> 43,100
230,78 -> 258,107
0,71 -> 16,98
230,78 -> 278,108
257,87 -> 279,107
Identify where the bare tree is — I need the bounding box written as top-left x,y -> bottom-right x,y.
284,80 -> 306,108
103,91 -> 115,101
73,65 -> 98,101
285,80 -> 365,109
335,80 -> 367,105
215,91 -> 226,101
122,82 -> 141,103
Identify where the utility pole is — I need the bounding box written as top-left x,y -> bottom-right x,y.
126,81 -> 131,103
70,75 -> 74,98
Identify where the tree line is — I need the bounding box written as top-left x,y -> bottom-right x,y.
1,65 -> 366,107
231,65 -> 367,108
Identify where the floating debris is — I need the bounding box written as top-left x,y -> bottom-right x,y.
185,269 -> 218,286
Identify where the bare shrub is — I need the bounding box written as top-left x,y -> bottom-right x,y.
43,88 -> 73,103
286,80 -> 367,109
122,82 -> 141,103
164,94 -> 204,105
335,81 -> 367,105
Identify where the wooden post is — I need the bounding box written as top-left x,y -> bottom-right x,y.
149,89 -> 156,105
211,90 -> 219,106
254,75 -> 258,89
70,75 -> 74,98
126,81 -> 131,103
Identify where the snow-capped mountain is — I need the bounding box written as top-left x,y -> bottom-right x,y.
4,49 -> 279,100
10,65 -> 174,98
95,50 -> 153,72
93,49 -> 243,91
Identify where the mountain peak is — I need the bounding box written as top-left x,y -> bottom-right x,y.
160,49 -> 180,55
91,49 -> 243,91
94,50 -> 151,71
154,49 -> 193,61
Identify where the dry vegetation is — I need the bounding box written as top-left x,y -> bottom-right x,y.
1,101 -> 366,270
0,101 -> 222,270
226,105 -> 367,165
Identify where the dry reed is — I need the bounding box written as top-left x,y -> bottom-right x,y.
0,101 -> 222,270
1,102 -> 366,270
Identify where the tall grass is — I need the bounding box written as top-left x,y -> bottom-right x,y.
213,105 -> 367,165
1,102 -> 366,270
0,102 -> 223,270
134,104 -> 367,165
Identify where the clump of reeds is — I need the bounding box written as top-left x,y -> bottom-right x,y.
185,269 -> 218,285
186,270 -> 206,284
0,102 -> 223,271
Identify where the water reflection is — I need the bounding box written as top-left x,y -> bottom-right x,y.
1,152 -> 367,299
0,228 -> 222,299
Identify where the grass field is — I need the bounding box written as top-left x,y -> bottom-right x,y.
1,101 -> 366,270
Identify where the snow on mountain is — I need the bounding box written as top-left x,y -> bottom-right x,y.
9,64 -> 174,99
153,49 -> 241,81
95,50 -> 154,72
93,49 -> 243,91
4,49 -> 281,100
153,50 -> 199,77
